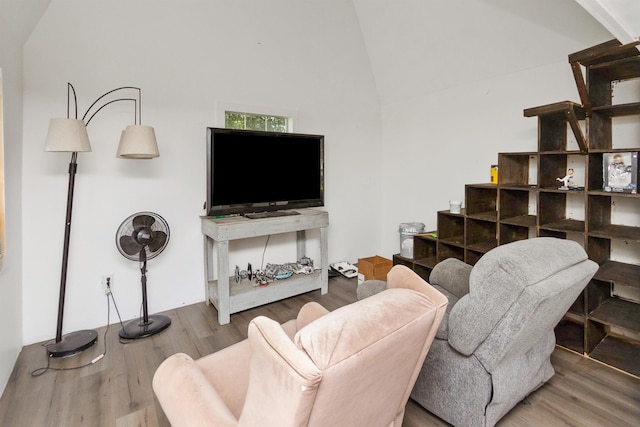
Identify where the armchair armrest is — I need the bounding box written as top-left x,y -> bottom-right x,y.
356,279 -> 387,300
429,258 -> 472,299
296,301 -> 330,330
153,353 -> 238,427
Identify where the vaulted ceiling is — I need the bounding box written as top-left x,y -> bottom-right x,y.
6,0 -> 639,108
576,0 -> 640,44
352,0 -> 639,105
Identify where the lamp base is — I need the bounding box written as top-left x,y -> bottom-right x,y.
119,314 -> 171,340
46,329 -> 98,358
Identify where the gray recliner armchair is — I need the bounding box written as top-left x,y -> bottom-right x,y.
357,237 -> 598,427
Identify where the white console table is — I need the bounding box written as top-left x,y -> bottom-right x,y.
201,208 -> 329,325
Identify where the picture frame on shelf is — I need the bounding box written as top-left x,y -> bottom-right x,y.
603,152 -> 638,194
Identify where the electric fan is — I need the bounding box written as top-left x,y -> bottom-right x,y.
115,212 -> 171,339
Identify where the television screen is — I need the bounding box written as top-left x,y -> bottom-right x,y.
206,127 -> 324,217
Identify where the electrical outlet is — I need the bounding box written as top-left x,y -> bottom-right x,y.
101,274 -> 113,295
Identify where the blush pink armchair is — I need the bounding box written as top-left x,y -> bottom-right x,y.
152,265 -> 447,427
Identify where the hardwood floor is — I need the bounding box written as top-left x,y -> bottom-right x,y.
0,275 -> 638,426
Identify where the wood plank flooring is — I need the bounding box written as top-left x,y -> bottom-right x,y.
0,275 -> 638,426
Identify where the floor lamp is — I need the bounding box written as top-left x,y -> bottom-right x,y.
44,83 -> 159,358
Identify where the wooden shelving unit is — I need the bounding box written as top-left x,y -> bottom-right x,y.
394,39 -> 640,377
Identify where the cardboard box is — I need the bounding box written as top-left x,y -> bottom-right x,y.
357,255 -> 392,284
603,152 -> 638,194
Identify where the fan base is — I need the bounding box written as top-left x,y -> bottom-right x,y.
119,314 -> 171,340
46,329 -> 99,358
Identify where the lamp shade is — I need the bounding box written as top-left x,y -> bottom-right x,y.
45,118 -> 92,152
117,125 -> 159,159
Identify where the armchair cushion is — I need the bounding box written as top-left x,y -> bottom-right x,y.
294,266 -> 447,426
429,285 -> 459,341
428,258 -> 472,340
295,288 -> 437,369
295,301 -> 330,331
428,257 -> 472,299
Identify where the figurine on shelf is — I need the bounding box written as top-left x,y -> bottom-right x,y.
556,168 -> 577,190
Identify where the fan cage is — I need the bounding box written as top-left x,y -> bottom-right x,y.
115,211 -> 170,261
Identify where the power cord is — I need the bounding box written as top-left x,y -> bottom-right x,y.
31,278 -> 150,375
260,235 -> 271,269
31,290 -> 112,377
107,283 -> 137,345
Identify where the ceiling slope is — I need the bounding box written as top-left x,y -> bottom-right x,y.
353,0 -> 616,106
576,0 -> 640,45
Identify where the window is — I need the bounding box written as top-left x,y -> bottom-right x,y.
216,102 -> 298,133
225,111 -> 291,132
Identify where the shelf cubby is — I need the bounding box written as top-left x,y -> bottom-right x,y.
498,152 -> 537,187
539,153 -> 568,189
555,318 -> 585,354
411,233 -> 438,281
588,56 -> 640,151
524,101 -> 586,153
567,292 -> 585,316
589,334 -> 640,377
465,184 -> 497,221
589,296 -> 640,334
412,264 -> 433,282
587,152 -> 606,190
437,210 -> 465,247
499,223 -> 530,245
465,249 -> 484,266
538,191 -> 586,233
594,260 -> 640,290
436,210 -> 466,263
537,229 -> 568,238
412,233 -> 438,268
585,279 -> 611,314
499,188 -> 536,227
465,217 -> 497,254
589,111 -> 613,150
437,242 -> 465,263
588,56 -> 640,107
587,194 -> 640,240
588,149 -> 640,193
538,153 -> 587,190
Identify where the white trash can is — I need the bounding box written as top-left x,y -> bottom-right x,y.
399,222 -> 425,258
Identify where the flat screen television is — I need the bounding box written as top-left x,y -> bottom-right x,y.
206,127 -> 324,217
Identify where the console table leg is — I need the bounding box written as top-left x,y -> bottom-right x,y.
320,226 -> 328,294
296,230 -> 305,260
203,236 -> 211,305
217,240 -> 231,325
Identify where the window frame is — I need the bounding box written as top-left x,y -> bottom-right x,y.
215,102 -> 298,133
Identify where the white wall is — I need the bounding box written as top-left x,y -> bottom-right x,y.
0,0 -> 50,397
21,0 -> 381,345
